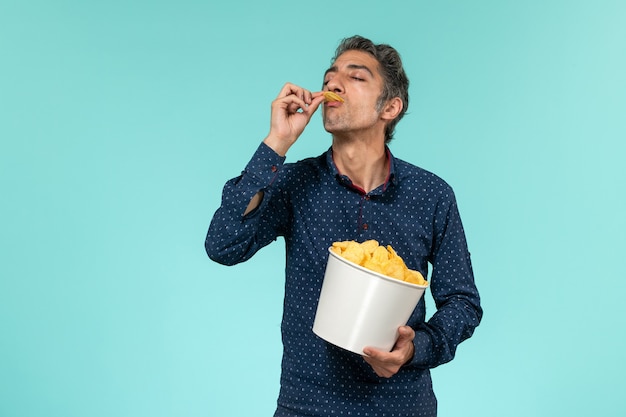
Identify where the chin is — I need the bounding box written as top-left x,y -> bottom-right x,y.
323,119 -> 343,133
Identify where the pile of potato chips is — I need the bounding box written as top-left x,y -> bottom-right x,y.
331,240 -> 427,286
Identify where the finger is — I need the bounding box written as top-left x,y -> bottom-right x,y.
303,89 -> 313,105
278,83 -> 310,102
399,325 -> 415,336
274,95 -> 308,114
362,346 -> 388,361
302,94 -> 325,116
395,326 -> 415,345
285,94 -> 324,118
277,82 -> 299,98
362,355 -> 384,371
362,356 -> 397,378
392,327 -> 415,365
287,101 -> 301,114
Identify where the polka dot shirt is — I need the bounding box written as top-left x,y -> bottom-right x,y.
206,143 -> 482,417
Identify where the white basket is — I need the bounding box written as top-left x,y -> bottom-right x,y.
313,248 -> 428,354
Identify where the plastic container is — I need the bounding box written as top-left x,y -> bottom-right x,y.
313,247 -> 428,355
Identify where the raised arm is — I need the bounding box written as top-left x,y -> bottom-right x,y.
206,83 -> 324,264
244,83 -> 324,215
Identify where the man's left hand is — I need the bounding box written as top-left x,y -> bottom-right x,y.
362,326 -> 415,378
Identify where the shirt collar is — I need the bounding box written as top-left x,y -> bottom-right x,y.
325,146 -> 398,194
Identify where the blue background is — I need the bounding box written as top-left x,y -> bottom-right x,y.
1,1 -> 625,416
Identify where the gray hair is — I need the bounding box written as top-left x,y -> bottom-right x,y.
332,35 -> 410,143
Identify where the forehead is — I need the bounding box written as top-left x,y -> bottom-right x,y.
328,50 -> 381,77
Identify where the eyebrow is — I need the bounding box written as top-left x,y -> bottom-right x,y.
324,63 -> 375,78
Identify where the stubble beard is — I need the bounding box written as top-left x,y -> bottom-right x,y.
323,112 -> 347,135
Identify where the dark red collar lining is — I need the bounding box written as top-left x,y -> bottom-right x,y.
330,148 -> 392,195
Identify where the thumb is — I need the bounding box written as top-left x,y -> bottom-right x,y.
303,94 -> 325,116
396,326 -> 415,345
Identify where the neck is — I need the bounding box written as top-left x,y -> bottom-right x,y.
331,136 -> 388,193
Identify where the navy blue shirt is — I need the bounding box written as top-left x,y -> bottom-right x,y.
206,143 -> 482,417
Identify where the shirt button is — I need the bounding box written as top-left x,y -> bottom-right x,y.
271,165 -> 278,172
362,223 -> 369,230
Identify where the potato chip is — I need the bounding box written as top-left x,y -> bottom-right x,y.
403,269 -> 426,285
331,241 -> 349,254
323,91 -> 344,103
384,258 -> 405,280
340,241 -> 367,265
331,240 -> 427,286
361,239 -> 379,254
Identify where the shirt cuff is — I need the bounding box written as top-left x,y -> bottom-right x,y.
409,330 -> 434,368
243,142 -> 287,185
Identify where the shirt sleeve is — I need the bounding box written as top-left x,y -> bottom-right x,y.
408,194 -> 483,369
205,142 -> 289,266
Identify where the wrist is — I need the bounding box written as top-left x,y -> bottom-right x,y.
263,134 -> 291,157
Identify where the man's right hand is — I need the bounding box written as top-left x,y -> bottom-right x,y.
263,83 -> 325,156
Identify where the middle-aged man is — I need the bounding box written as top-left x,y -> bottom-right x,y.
205,35 -> 483,417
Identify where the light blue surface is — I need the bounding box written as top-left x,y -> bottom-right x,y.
1,1 -> 625,416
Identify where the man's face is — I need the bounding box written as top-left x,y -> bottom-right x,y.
322,50 -> 386,138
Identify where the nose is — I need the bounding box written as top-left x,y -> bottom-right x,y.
325,75 -> 344,94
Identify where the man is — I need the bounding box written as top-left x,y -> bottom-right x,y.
206,35 -> 482,417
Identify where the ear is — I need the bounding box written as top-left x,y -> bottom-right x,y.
380,97 -> 403,122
